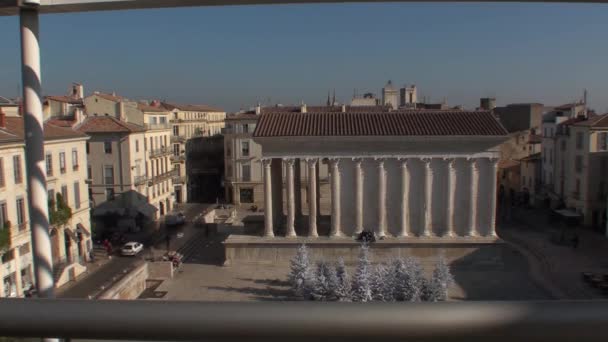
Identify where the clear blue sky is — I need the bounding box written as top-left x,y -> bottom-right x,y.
0,3 -> 607,112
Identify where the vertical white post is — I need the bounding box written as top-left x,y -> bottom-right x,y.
488,158 -> 499,237
446,158 -> 457,237
262,159 -> 274,237
20,7 -> 55,299
468,158 -> 480,237
422,158 -> 433,237
353,158 -> 364,236
285,159 -> 296,238
307,158 -> 318,237
377,159 -> 387,239
329,158 -> 342,237
398,159 -> 410,238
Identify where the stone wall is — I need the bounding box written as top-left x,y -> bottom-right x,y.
98,262 -> 148,300
148,261 -> 173,280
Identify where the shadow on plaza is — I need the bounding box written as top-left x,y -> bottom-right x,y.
206,278 -> 294,301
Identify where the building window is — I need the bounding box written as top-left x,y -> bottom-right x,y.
45,154 -> 53,176
226,145 -> 231,157
2,249 -> 14,264
73,182 -> 80,210
575,155 -> 583,173
242,164 -> 251,182
104,141 -> 112,154
561,140 -> 567,151
105,188 -> 115,201
0,158 -> 4,188
61,185 -> 68,207
522,176 -> 526,187
598,132 -> 607,151
104,166 -> 114,185
72,149 -> 79,170
86,142 -> 90,154
173,126 -> 179,136
0,201 -> 7,228
243,124 -> 249,133
548,148 -> 552,164
575,178 -> 581,198
13,155 -> 22,184
576,132 -> 583,150
58,152 -> 66,174
48,189 -> 55,210
16,198 -> 25,230
241,141 -> 250,157
227,165 -> 232,177
87,165 -> 92,179
239,188 -> 254,203
135,140 -> 139,152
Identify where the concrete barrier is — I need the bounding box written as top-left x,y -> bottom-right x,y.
98,262 -> 148,300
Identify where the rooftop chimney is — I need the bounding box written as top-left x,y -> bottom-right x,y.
341,104 -> 346,113
72,83 -> 84,99
0,109 -> 5,128
255,103 -> 261,115
301,102 -> 307,113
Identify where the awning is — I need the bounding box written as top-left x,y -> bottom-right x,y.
76,223 -> 90,237
134,202 -> 158,218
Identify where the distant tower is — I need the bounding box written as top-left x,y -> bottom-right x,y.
480,97 -> 496,111
332,89 -> 336,106
382,80 -> 398,110
326,90 -> 331,106
400,84 -> 418,108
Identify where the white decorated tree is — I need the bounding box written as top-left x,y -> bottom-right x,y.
370,263 -> 391,302
334,257 -> 352,301
311,261 -> 335,301
393,256 -> 425,302
428,254 -> 454,301
351,244 -> 373,302
288,244 -> 312,298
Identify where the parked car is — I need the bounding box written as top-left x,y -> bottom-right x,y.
165,212 -> 186,227
121,242 -> 144,256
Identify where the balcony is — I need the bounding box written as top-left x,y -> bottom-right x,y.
171,155 -> 186,163
149,146 -> 172,158
144,122 -> 170,130
172,175 -> 186,184
133,175 -> 147,186
149,170 -> 177,185
171,135 -> 186,143
1,299 -> 608,342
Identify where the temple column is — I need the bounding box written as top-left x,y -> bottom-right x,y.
262,159 -> 274,237
307,158 -> 318,237
285,158 -> 296,238
329,158 -> 342,237
353,158 -> 364,236
398,158 -> 410,237
446,158 -> 457,237
468,158 -> 480,237
488,158 -> 499,237
377,159 -> 387,239
422,158 -> 433,237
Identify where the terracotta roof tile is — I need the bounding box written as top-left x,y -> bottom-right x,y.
0,117 -> 87,142
45,96 -> 83,105
573,113 -> 608,128
253,111 -> 507,137
76,116 -> 145,134
94,93 -> 125,103
137,103 -> 169,113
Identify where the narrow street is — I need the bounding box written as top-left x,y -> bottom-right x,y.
57,203 -> 213,299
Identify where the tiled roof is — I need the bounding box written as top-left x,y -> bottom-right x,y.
498,159 -> 520,169
137,103 -> 168,113
225,113 -> 259,121
258,105 -> 391,114
93,92 -> 125,103
254,111 -> 507,137
528,134 -> 542,144
45,96 -> 83,105
0,117 -> 87,143
76,115 -> 145,134
47,117 -> 77,128
160,102 -> 223,112
573,114 -> 608,128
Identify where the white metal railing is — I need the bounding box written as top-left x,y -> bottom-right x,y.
0,299 -> 608,341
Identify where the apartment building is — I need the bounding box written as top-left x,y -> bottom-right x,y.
0,111 -> 91,297
561,114 -> 608,229
0,96 -> 19,117
76,116 -> 157,230
161,102 -> 225,203
138,103 -> 174,215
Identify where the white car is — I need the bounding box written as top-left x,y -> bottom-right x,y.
121,242 -> 144,256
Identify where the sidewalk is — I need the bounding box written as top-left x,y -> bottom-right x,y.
498,206 -> 608,299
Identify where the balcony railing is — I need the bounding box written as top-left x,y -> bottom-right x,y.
171,135 -> 186,143
149,170 -> 177,185
133,175 -> 147,186
144,122 -> 171,130
171,155 -> 186,162
172,175 -> 186,184
1,299 -> 608,341
149,146 -> 172,158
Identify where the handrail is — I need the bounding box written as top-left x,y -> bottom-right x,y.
1,299 -> 608,341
